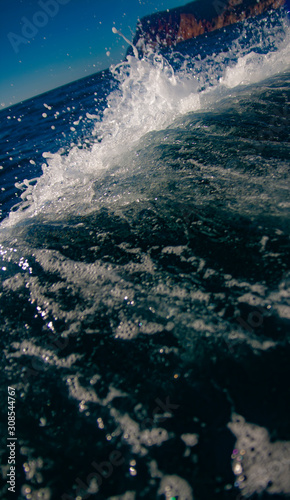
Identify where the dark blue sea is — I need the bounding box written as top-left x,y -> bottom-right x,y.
0,7 -> 290,500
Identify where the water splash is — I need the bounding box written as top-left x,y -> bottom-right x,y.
1,11 -> 289,231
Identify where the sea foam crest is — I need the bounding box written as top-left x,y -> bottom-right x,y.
1,12 -> 289,230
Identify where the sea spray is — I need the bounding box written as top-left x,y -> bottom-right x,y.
0,9 -> 289,232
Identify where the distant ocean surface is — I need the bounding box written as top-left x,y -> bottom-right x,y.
0,7 -> 290,500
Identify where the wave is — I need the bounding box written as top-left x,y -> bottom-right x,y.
0,9 -> 289,233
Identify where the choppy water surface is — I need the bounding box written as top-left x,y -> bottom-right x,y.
0,8 -> 290,500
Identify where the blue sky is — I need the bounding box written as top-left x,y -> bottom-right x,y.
0,0 -> 191,108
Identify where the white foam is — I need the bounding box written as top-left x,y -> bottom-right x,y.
158,474 -> 194,500
221,23 -> 290,89
107,493 -> 136,500
1,16 -> 289,231
8,340 -> 82,369
181,433 -> 199,447
115,320 -> 139,339
228,413 -> 290,495
110,409 -> 170,456
66,376 -> 126,407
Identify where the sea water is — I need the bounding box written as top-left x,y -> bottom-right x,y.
0,7 -> 290,500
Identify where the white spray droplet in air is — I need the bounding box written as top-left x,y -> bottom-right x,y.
112,26 -> 138,58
